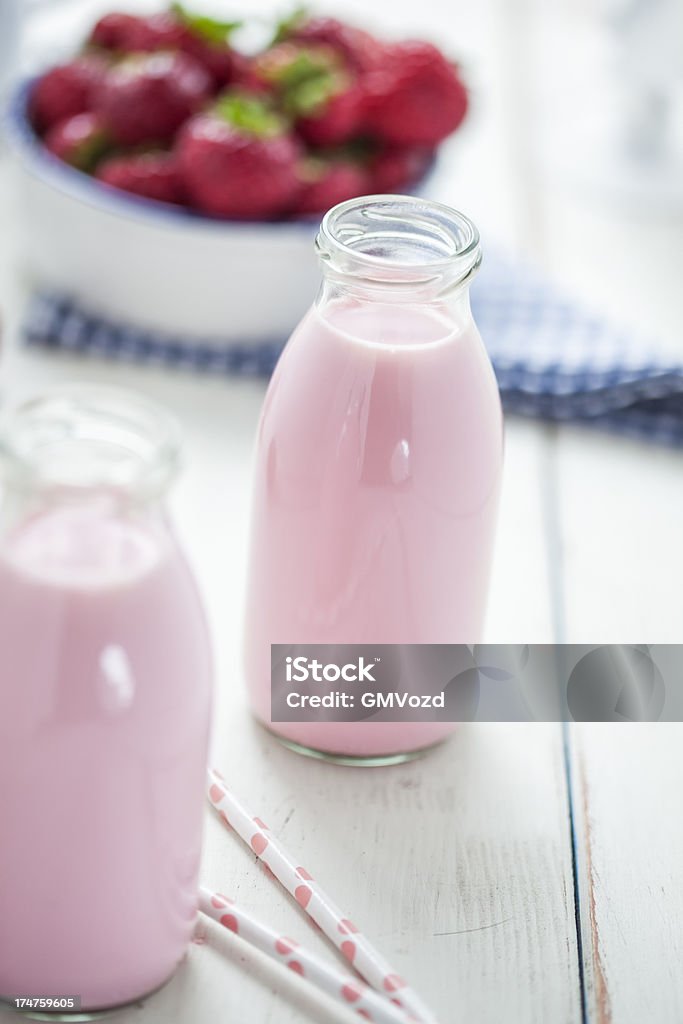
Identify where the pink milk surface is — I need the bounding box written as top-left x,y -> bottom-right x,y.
244,298 -> 503,757
0,500 -> 212,1009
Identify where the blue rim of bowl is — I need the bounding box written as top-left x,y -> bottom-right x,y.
5,78 -> 436,234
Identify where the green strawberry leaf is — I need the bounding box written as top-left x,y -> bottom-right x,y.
272,5 -> 309,45
262,49 -> 339,116
170,3 -> 241,45
214,92 -> 285,137
275,50 -> 330,86
285,74 -> 335,115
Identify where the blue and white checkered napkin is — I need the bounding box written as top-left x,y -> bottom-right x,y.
23,254 -> 683,444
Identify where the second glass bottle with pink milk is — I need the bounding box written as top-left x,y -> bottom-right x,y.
244,196 -> 503,763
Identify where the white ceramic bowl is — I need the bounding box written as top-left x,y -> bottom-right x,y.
6,80 -> 325,344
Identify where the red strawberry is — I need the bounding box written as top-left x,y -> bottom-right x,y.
181,34 -> 238,89
129,9 -> 241,88
176,93 -> 301,219
279,15 -> 383,72
364,42 -> 468,146
89,12 -> 147,50
90,10 -> 188,55
127,11 -> 189,51
30,56 -> 106,133
370,145 -> 434,192
296,80 -> 365,147
89,6 -> 241,84
296,159 -> 369,215
250,42 -> 328,91
96,152 -> 185,205
94,51 -> 211,146
231,54 -> 274,96
253,43 -> 363,146
173,6 -> 241,86
43,112 -> 109,171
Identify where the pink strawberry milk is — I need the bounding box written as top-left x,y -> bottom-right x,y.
0,387 -> 212,1010
244,196 -> 503,763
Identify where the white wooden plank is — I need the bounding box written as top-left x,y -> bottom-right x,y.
568,723 -> 683,1024
0,723 -> 581,1024
553,427 -> 683,641
200,724 -> 583,1024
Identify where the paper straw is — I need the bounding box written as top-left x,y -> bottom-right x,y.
199,887 -> 417,1024
207,768 -> 438,1024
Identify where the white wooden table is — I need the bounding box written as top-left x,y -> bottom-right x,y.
1,0 -> 682,1021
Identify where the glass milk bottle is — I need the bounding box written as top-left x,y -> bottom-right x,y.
244,196 -> 503,764
0,386 -> 213,1011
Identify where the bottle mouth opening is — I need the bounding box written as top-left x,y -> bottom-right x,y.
0,384 -> 182,498
317,195 -> 481,288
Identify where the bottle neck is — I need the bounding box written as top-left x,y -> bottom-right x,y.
313,195 -> 481,338
0,386 -> 180,534
315,273 -> 475,322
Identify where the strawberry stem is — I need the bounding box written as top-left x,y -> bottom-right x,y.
213,91 -> 285,137
272,5 -> 309,45
170,3 -> 241,45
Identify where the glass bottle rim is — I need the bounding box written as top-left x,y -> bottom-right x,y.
316,195 -> 481,290
0,383 -> 182,498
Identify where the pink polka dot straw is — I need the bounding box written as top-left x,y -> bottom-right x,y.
199,888 -> 417,1024
207,767 -> 438,1024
